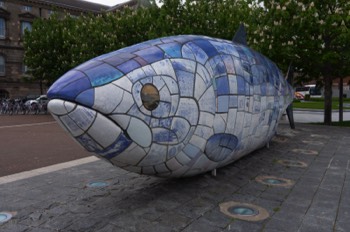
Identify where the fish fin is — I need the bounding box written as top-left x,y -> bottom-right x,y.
285,62 -> 295,129
232,23 -> 247,46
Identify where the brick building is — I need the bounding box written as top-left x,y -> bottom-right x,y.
0,0 -> 143,99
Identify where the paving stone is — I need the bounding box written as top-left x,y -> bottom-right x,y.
1,123 -> 349,232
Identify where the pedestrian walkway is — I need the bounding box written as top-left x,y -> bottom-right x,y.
0,122 -> 349,232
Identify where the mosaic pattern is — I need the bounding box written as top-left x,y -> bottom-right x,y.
47,35 -> 293,177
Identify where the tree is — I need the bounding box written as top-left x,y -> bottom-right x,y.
250,0 -> 350,125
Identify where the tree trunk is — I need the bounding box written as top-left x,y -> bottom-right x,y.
339,77 -> 343,122
323,75 -> 333,125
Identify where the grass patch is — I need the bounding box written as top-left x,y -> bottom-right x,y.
314,121 -> 350,127
293,98 -> 350,110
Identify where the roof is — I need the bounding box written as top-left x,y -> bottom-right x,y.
106,0 -> 138,12
24,0 -> 110,13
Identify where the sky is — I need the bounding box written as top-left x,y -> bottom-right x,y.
82,0 -> 130,6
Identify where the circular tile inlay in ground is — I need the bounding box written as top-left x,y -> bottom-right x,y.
278,159 -> 308,168
255,175 -> 295,187
0,212 -> 13,224
86,181 -> 110,188
292,148 -> 319,155
219,202 -> 269,221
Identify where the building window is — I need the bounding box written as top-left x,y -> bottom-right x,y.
21,21 -> 32,35
22,64 -> 28,74
22,5 -> 32,12
0,55 -> 5,76
0,18 -> 5,38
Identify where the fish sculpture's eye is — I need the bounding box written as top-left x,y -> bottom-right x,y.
141,84 -> 160,111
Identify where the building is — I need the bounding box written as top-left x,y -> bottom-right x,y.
0,0 -> 145,99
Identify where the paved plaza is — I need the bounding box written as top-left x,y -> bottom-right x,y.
0,120 -> 349,231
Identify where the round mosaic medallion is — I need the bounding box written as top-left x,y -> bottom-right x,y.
0,212 -> 12,224
86,181 -> 110,188
255,175 -> 294,187
219,202 -> 269,221
292,149 -> 318,155
277,160 -> 308,168
302,140 -> 324,146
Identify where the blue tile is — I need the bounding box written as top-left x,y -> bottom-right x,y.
181,44 -> 196,60
48,73 -> 92,101
47,70 -> 86,98
135,46 -> 164,63
183,144 -> 201,159
152,101 -> 171,118
103,53 -> 136,67
217,95 -> 229,113
209,56 -> 226,77
229,96 -> 238,108
205,133 -> 238,161
101,133 -> 132,159
158,42 -> 182,58
85,63 -> 124,87
75,60 -> 104,72
237,76 -> 246,95
75,89 -> 95,107
176,70 -> 194,97
216,76 -> 230,96
117,59 -> 141,73
152,128 -> 178,143
193,39 -> 219,58
185,42 -> 209,64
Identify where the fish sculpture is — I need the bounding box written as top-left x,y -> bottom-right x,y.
47,27 -> 294,177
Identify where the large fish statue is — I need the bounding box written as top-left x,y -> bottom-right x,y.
47,27 -> 294,177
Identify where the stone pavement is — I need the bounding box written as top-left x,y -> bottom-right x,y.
0,122 -> 349,232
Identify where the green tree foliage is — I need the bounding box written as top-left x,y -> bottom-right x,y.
250,0 -> 350,124
24,1 -> 250,85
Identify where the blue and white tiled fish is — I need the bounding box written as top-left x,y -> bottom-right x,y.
47,33 -> 293,177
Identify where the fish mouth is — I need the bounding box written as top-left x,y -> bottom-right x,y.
48,99 -> 132,160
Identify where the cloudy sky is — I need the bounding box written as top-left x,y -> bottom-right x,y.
82,0 -> 129,6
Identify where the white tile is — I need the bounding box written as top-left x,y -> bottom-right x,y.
154,163 -> 170,174
113,76 -> 133,92
60,115 -> 84,137
196,64 -> 212,87
189,134 -> 207,152
68,105 -> 96,131
48,99 -> 69,115
225,108 -> 237,134
198,111 -> 214,127
163,76 -> 179,94
87,113 -> 122,148
109,114 -> 130,130
127,117 -> 152,147
126,68 -> 146,83
64,101 -> 76,113
213,114 -> 227,134
198,87 -> 215,113
194,73 -> 207,100
194,125 -> 214,140
176,98 -> 199,125
93,84 -> 123,114
138,143 -> 167,166
111,142 -> 146,165
175,151 -> 191,165
171,116 -> 191,142
151,59 -> 176,78
112,91 -> 134,114
166,158 -> 183,171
